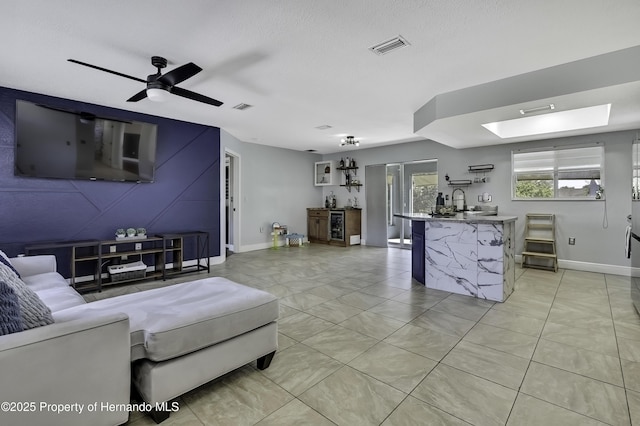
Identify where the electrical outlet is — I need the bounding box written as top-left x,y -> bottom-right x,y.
135,243 -> 142,250
121,255 -> 128,261
109,245 -> 116,253
568,237 -> 576,245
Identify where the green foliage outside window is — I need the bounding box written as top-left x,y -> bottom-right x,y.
515,180 -> 553,198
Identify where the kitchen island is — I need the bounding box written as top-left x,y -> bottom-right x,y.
396,213 -> 517,302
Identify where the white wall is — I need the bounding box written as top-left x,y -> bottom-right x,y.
220,130 -> 322,251
321,129 -> 638,271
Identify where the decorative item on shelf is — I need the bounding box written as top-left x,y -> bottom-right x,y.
115,227 -> 148,240
339,158 -> 345,167
350,158 -> 356,168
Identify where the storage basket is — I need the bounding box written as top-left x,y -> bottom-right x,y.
108,261 -> 147,282
286,233 -> 304,247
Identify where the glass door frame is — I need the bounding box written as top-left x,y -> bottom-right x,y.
386,159 -> 438,249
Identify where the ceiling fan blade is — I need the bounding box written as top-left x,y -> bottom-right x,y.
67,59 -> 147,83
171,87 -> 223,107
159,62 -> 202,87
127,89 -> 148,102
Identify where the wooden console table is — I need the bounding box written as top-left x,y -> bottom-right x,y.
25,231 -> 210,292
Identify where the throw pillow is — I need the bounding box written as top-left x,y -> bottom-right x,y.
0,250 -> 20,278
0,280 -> 24,335
0,262 -> 54,329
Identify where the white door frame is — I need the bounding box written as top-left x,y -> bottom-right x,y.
223,148 -> 241,254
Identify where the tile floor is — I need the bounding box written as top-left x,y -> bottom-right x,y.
87,244 -> 640,425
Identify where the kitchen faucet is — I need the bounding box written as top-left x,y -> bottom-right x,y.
451,187 -> 466,211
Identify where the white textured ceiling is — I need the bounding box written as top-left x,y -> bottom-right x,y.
2,1 -> 640,154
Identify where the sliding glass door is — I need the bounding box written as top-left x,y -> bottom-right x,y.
387,160 -> 437,249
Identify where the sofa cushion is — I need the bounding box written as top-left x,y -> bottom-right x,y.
0,263 -> 54,329
22,272 -> 71,292
54,277 -> 279,362
0,280 -> 24,335
35,286 -> 87,313
0,250 -> 21,278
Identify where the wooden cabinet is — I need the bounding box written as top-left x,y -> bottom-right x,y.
307,209 -> 329,243
307,208 -> 361,246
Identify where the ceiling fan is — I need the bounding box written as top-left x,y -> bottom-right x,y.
67,56 -> 223,107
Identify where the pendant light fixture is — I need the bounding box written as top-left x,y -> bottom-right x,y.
339,136 -> 360,147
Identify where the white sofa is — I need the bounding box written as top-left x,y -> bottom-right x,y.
0,255 -> 279,425
0,255 -> 131,426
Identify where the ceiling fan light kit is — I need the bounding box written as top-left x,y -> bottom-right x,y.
67,56 -> 223,107
146,87 -> 169,102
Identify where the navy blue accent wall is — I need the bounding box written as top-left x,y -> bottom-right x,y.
0,87 -> 220,272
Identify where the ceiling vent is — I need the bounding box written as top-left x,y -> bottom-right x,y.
369,35 -> 410,55
315,125 -> 332,130
233,103 -> 253,110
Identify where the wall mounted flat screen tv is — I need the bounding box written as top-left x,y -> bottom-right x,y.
14,100 -> 158,182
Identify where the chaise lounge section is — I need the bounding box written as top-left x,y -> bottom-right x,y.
0,254 -> 279,425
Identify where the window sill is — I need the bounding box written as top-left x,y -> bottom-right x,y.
512,197 -> 604,201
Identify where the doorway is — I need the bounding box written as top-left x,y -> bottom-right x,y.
225,150 -> 240,254
386,160 -> 438,248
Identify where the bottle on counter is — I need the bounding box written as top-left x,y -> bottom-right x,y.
436,192 -> 445,210
325,196 -> 330,208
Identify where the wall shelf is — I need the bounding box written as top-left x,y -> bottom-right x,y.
468,164 -> 494,173
447,179 -> 472,186
337,161 -> 362,192
314,160 -> 335,186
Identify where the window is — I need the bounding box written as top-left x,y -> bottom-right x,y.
512,144 -> 604,200
410,172 -> 438,213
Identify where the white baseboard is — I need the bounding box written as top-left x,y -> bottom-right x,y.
235,238 -> 311,253
515,255 -> 633,277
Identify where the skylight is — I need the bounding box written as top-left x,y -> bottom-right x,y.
482,104 -> 611,139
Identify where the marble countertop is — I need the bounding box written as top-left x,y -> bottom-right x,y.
394,212 -> 517,223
